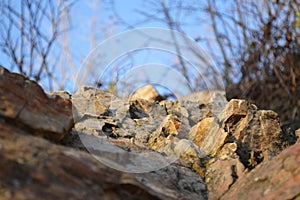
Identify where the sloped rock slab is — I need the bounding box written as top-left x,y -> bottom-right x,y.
220,143 -> 300,200
0,67 -> 73,142
0,119 -> 206,200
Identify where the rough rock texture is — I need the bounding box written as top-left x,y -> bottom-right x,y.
222,99 -> 290,168
1,66 -> 299,200
296,128 -> 300,143
188,117 -> 227,157
206,158 -> 245,200
220,143 -> 300,200
130,84 -> 162,102
0,67 -> 73,142
0,121 -> 163,200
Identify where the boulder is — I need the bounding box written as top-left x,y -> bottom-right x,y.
220,143 -> 300,200
223,99 -> 291,168
206,158 -> 245,200
130,84 -> 162,102
0,66 -> 73,142
1,66 -> 299,200
296,128 -> 300,143
188,117 -> 227,156
0,120 -> 163,200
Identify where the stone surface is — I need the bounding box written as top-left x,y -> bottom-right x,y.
0,66 -> 73,142
130,84 -> 162,102
206,158 -> 245,200
1,67 -> 299,200
223,99 -> 291,168
0,121 -> 163,200
296,128 -> 300,143
177,90 -> 227,126
188,117 -> 227,156
220,143 -> 300,200
135,164 -> 208,200
147,115 -> 180,151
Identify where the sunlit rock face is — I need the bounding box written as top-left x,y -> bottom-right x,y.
0,66 -> 299,200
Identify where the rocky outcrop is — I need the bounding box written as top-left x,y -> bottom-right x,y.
0,121 -> 163,200
0,67 -> 73,142
296,128 -> 300,143
220,143 -> 300,200
1,66 -> 299,200
130,84 -> 162,102
0,67 -> 207,200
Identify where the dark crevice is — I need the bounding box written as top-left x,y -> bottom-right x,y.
228,165 -> 239,189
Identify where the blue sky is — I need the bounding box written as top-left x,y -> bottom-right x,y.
59,1 -> 200,95
0,0 -> 234,96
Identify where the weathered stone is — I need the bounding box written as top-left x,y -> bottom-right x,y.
206,158 -> 245,200
295,128 -> 300,143
173,139 -> 207,176
0,66 -> 73,142
73,86 -> 117,105
188,117 -> 228,156
48,91 -> 72,100
222,99 -> 249,124
0,120 -> 165,200
216,142 -> 238,160
135,164 -> 207,200
220,143 -> 300,200
147,115 -> 180,151
72,87 -> 112,120
223,99 -> 288,168
129,98 -> 152,119
130,84 -> 162,102
2,67 -> 299,200
165,100 -> 189,118
177,90 -> 227,126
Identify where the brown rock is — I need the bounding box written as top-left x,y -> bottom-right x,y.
216,142 -> 238,160
220,143 -> 300,200
48,91 -> 72,100
0,67 -> 73,142
173,139 -> 207,176
147,115 -> 180,151
188,117 -> 227,156
206,158 -> 245,200
222,99 -> 249,124
295,128 -> 300,143
129,98 -> 152,119
71,86 -> 113,119
130,84 -> 162,102
0,120 -> 162,200
223,99 -> 289,168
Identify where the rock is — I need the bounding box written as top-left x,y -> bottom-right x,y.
296,128 -> 300,143
173,139 -> 207,176
216,142 -> 238,160
135,164 -> 207,200
129,99 -> 152,119
188,117 -> 228,156
177,90 -> 227,126
0,120 -> 163,200
223,99 -> 289,169
48,91 -> 72,100
147,115 -> 180,151
0,66 -> 73,142
221,98 -> 249,123
206,158 -> 245,200
2,67 -> 299,200
72,86 -> 113,119
130,84 -> 162,102
220,143 -> 300,200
